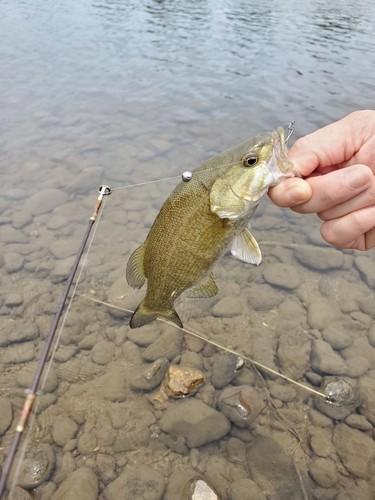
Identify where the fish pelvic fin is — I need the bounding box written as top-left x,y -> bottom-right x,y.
126,244 -> 147,289
129,300 -> 183,329
231,228 -> 262,265
183,272 -> 219,298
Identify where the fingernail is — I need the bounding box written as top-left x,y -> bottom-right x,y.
343,166 -> 371,190
286,184 -> 311,203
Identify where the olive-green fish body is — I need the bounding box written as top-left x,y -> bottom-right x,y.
126,127 -> 294,328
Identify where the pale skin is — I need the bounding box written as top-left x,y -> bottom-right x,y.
268,110 -> 375,250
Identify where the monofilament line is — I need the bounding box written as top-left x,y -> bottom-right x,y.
79,294 -> 329,401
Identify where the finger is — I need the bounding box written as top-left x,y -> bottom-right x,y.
319,175 -> 375,221
291,165 -> 373,214
320,205 -> 375,249
288,111 -> 369,177
268,178 -> 312,208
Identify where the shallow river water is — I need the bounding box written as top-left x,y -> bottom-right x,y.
1,1 -> 375,499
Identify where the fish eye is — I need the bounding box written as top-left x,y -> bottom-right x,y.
242,155 -> 258,167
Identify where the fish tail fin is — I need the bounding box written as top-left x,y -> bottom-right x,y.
129,300 -> 183,329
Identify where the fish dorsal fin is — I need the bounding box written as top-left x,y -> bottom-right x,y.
210,177 -> 249,220
183,272 -> 219,298
231,228 -> 262,265
126,244 -> 147,289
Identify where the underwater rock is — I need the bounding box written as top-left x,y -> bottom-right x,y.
131,358 -> 169,391
345,356 -> 371,378
50,256 -> 76,284
17,443 -> 55,489
0,396 -> 13,435
345,413 -> 373,432
218,385 -> 265,428
9,324 -> 39,344
277,331 -> 311,380
309,427 -> 336,458
159,399 -> 230,448
9,486 -> 34,500
354,255 -> 375,289
246,284 -> 284,311
104,464 -> 165,500
180,351 -> 204,371
4,251 -> 24,273
0,224 -> 29,243
268,383 -> 296,402
11,209 -> 32,229
4,293 -> 24,307
2,341 -> 35,364
357,376 -> 375,425
322,323 -> 353,350
228,478 -> 267,500
142,327 -> 183,362
311,339 -> 347,376
263,263 -> 300,290
333,423 -> 375,478
52,415 -> 79,447
225,437 -> 246,463
51,467 -> 98,500
247,436 -> 309,500
24,188 -> 68,216
315,377 -> 360,420
127,322 -> 162,346
211,354 -> 244,389
212,296 -> 242,318
90,340 -> 114,365
295,245 -> 344,271
166,365 -> 204,397
309,457 -> 338,488
307,301 -> 342,330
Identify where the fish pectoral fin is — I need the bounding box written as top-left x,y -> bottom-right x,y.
126,244 -> 147,289
129,300 -> 183,329
231,229 -> 262,265
183,272 -> 219,298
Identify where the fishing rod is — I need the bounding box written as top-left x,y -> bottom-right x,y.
0,185 -> 112,499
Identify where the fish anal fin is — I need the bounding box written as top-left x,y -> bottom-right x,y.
231,228 -> 262,265
129,300 -> 183,329
126,244 -> 146,289
183,272 -> 219,298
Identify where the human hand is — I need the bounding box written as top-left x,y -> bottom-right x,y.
269,110 -> 375,250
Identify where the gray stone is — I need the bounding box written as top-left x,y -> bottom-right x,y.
2,342 -> 35,364
345,356 -> 371,377
263,263 -> 300,290
46,215 -> 68,230
211,354 -> 243,389
8,486 -> 34,500
322,323 -> 353,350
277,331 -> 311,380
4,251 -> 24,273
309,458 -> 338,487
333,423 -> 375,478
246,284 -> 284,310
25,189 -> 68,216
295,245 -> 344,271
358,296 -> 375,319
228,478 -> 267,500
16,363 -> 58,393
159,399 -> 230,448
341,337 -> 375,364
212,297 -> 242,317
90,340 -> 114,365
4,293 -> 24,307
354,255 -> 375,289
0,397 -> 13,435
104,464 -> 165,500
52,416 -> 79,447
369,323 -> 375,348
358,376 -> 375,425
307,300 -> 342,330
218,385 -> 265,428
9,324 -> 39,344
51,467 -> 98,500
131,358 -> 169,391
269,383 -> 297,402
311,339 -> 347,375
225,437 -> 246,463
309,427 -> 335,457
127,322 -> 162,346
0,225 -> 28,243
142,328 -> 183,362
50,239 -> 83,259
345,414 -> 373,431
18,443 -> 55,489
50,256 -> 76,284
246,436 -> 309,499
308,409 -> 333,427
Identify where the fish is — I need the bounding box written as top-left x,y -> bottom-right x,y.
126,126 -> 294,328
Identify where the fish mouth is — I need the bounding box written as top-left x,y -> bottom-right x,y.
267,127 -> 295,183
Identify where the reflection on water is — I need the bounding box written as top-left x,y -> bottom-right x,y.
1,0 -> 375,498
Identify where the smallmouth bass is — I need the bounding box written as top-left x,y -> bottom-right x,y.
126,127 -> 294,328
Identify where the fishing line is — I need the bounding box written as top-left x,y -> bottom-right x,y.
78,294 -> 330,402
